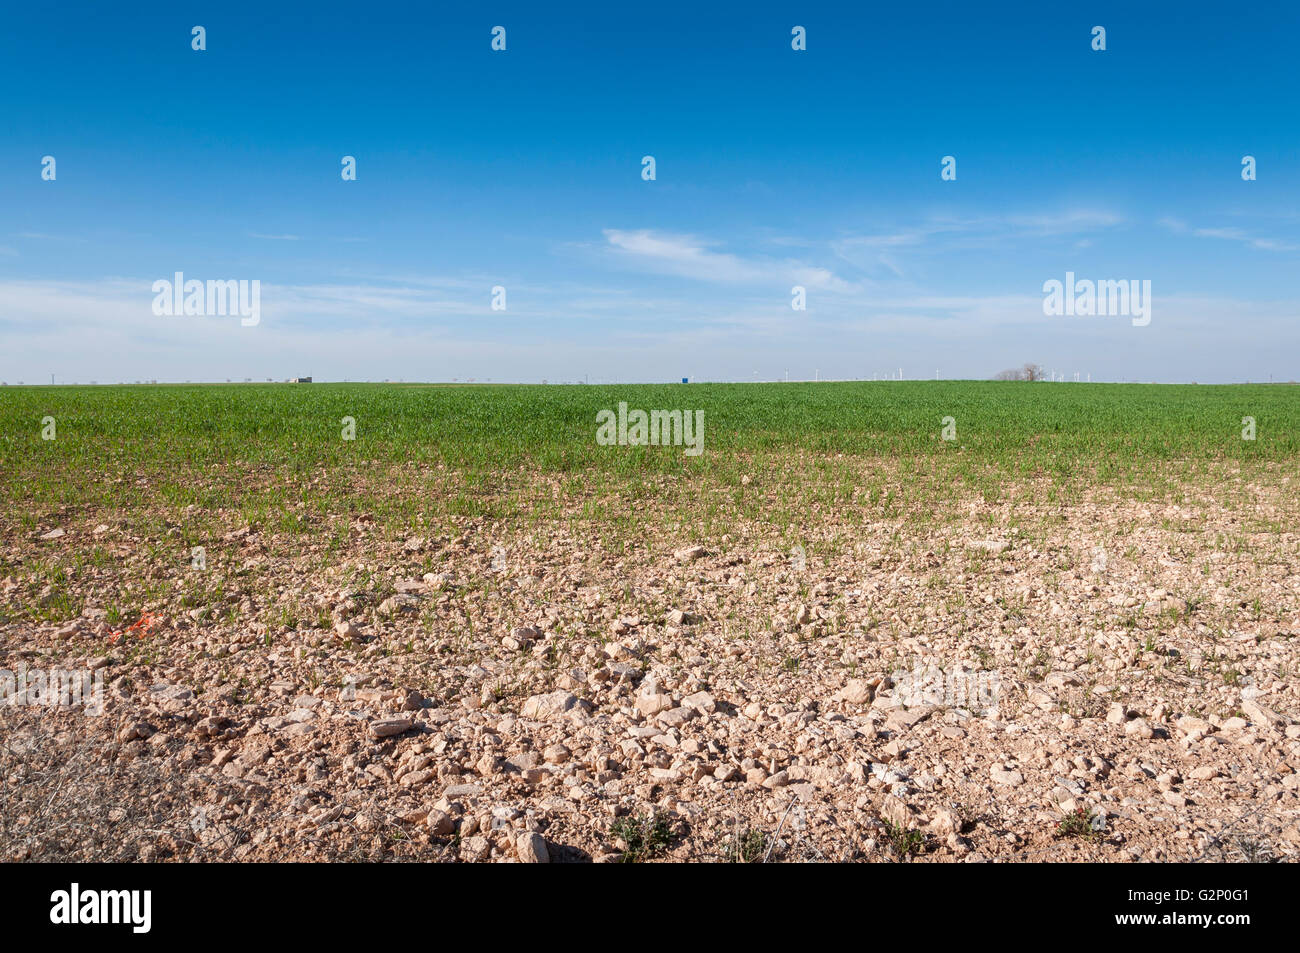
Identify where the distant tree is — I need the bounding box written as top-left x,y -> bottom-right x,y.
994,363 -> 1045,381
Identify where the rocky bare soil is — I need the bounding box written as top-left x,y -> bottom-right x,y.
3,468 -> 1299,863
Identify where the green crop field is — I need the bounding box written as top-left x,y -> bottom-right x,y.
4,380 -> 1296,480
4,379 -> 1296,562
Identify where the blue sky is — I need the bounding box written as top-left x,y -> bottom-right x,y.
1,1 -> 1298,383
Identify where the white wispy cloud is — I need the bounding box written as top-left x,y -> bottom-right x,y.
1158,218 -> 1298,251
1191,227 -> 1298,252
831,209 -> 1124,275
999,210 -> 1123,233
836,209 -> 1122,249
601,229 -> 859,292
4,275 -> 1298,385
14,232 -> 87,241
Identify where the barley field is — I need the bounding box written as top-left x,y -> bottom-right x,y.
1,381 -> 1298,863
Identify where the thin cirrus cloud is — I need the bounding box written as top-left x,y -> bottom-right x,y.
15,231 -> 87,242
3,275 -> 1298,385
834,209 -> 1123,253
1190,227 -> 1298,252
830,209 -> 1125,276
1158,218 -> 1298,252
601,228 -> 859,293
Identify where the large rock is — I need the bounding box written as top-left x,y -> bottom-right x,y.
543,744 -> 571,764
835,679 -> 874,706
682,691 -> 716,713
990,765 -> 1024,787
503,626 -> 542,651
442,783 -> 482,799
885,706 -> 933,733
378,594 -> 420,617
658,706 -> 695,728
1123,717 -> 1154,740
369,718 -> 413,738
881,794 -> 911,829
1175,714 -> 1213,738
148,682 -> 194,713
516,832 -> 550,863
636,692 -> 674,718
460,835 -> 490,862
1242,698 -> 1287,732
426,810 -> 454,836
521,691 -> 588,720
929,808 -> 960,838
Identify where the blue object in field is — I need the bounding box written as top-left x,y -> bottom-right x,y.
682,377 -> 689,384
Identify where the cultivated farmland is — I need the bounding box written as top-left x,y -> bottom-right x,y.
2,381 -> 1298,862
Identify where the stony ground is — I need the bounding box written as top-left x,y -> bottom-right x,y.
2,460 -> 1298,863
